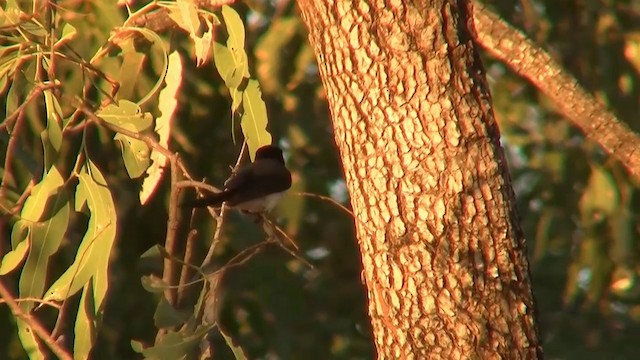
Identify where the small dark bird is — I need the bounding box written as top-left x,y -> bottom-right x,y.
183,145 -> 292,212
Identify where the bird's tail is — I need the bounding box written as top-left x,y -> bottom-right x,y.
180,191 -> 232,208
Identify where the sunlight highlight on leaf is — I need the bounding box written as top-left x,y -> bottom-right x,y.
140,51 -> 182,204
44,160 -> 116,314
241,80 -> 272,160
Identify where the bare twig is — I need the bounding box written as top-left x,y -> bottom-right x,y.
162,154 -> 182,306
471,1 -> 640,182
176,180 -> 220,194
261,215 -> 315,269
294,192 -> 354,217
1,111 -> 27,200
0,281 -> 72,360
0,297 -> 61,310
177,229 -> 198,307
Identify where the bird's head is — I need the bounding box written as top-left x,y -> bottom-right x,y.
255,145 -> 285,164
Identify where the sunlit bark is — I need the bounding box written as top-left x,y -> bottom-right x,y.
297,0 -> 543,358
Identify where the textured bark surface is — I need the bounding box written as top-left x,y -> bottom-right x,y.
297,0 -> 543,358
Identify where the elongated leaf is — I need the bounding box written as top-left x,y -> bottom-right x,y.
196,18 -> 214,66
57,23 -> 77,46
10,219 -> 28,252
44,160 -> 116,310
140,51 -> 181,204
15,167 -> 69,360
241,80 -> 272,160
0,235 -> 29,274
176,0 -> 200,40
98,101 -> 152,179
97,100 -> 153,131
139,324 -> 215,359
74,283 -> 96,360
17,321 -> 45,360
43,89 -> 63,151
116,37 -> 146,101
19,166 -> 69,311
579,166 -> 619,224
221,5 -> 245,53
154,296 -> 189,329
213,42 -> 244,89
114,133 -> 151,178
220,328 -> 249,360
42,89 -> 63,169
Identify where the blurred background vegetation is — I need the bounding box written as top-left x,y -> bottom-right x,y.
1,0 -> 640,359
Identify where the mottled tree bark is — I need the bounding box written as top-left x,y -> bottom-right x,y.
297,0 -> 543,358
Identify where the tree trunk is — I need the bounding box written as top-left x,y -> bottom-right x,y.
297,0 -> 543,358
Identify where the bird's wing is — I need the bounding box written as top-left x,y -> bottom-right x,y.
223,160 -> 292,204
223,166 -> 252,192
180,168 -> 252,208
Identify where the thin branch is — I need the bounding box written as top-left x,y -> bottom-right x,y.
0,83 -> 60,198
177,230 -> 198,307
0,82 -> 59,133
293,192 -> 354,217
200,142 -> 248,268
175,180 -> 221,194
162,154 -> 181,306
260,215 -> 315,270
471,1 -> 640,182
0,281 -> 72,360
0,297 -> 61,310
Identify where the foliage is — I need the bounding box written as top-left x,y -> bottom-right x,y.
0,0 -> 281,358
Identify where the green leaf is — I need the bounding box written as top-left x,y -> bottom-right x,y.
140,51 -> 181,204
0,235 -> 29,275
176,0 -> 201,39
74,283 -> 96,360
139,324 -> 215,360
241,80 -> 272,160
97,100 -> 153,132
5,74 -> 22,127
221,5 -> 245,54
116,37 -> 146,101
58,23 -> 77,45
43,89 -> 62,151
154,296 -> 190,329
172,0 -> 213,66
14,167 -> 69,360
213,6 -> 249,88
17,320 -> 45,360
220,328 -> 249,360
194,17 -> 214,67
10,219 -> 28,249
131,340 -> 144,353
44,160 -> 116,312
98,101 -> 152,179
579,166 -> 619,224
230,87 -> 242,113
141,275 -> 170,294
114,133 -> 151,178
213,42 -> 244,89
19,166 -> 69,310
110,27 -> 168,107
